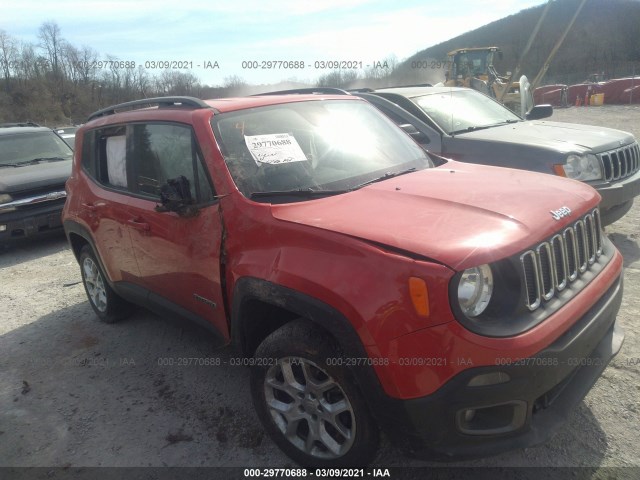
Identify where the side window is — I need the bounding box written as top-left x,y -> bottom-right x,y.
81,130 -> 96,178
377,105 -> 431,145
130,123 -> 215,203
92,125 -> 128,190
378,105 -> 409,126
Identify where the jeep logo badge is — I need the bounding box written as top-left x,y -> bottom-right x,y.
550,206 -> 571,220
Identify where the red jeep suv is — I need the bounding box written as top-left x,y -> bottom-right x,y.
62,94 -> 624,468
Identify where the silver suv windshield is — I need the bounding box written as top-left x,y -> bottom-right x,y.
0,131 -> 73,167
414,90 -> 521,135
211,99 -> 432,201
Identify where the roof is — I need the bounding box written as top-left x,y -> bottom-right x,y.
0,125 -> 54,136
86,94 -> 361,124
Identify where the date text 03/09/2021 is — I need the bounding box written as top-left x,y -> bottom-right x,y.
243,468 -> 391,477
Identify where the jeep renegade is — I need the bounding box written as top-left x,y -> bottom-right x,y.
62,95 -> 624,468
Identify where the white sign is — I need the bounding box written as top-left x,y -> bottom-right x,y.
106,135 -> 127,187
244,133 -> 307,166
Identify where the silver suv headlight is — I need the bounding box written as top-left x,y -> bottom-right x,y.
457,264 -> 493,317
561,153 -> 602,181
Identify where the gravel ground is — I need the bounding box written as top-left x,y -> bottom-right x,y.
1,105 -> 639,479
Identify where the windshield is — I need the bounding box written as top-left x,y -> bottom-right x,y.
414,90 -> 521,135
453,50 -> 494,77
0,131 -> 73,166
211,100 -> 432,200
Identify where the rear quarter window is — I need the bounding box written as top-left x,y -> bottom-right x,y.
80,125 -> 128,191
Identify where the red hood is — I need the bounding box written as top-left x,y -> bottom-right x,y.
271,162 -> 600,270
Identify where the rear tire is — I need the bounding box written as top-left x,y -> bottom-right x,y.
79,245 -> 131,323
250,319 -> 379,468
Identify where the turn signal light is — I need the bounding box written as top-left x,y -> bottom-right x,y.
409,277 -> 430,317
553,164 -> 567,177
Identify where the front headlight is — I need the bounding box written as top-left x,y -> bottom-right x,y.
0,193 -> 12,205
457,264 -> 493,317
560,153 -> 602,181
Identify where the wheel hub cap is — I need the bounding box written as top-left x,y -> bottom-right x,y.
82,257 -> 107,313
264,358 -> 356,459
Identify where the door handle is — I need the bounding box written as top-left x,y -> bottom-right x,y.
81,202 -> 97,212
128,218 -> 150,231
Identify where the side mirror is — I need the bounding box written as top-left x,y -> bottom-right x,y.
155,176 -> 199,217
399,123 -> 430,144
526,104 -> 553,120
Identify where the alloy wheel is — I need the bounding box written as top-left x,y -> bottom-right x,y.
264,358 -> 356,459
82,256 -> 107,312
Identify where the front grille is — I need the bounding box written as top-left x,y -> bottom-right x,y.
0,189 -> 67,213
598,142 -> 640,182
521,209 -> 603,311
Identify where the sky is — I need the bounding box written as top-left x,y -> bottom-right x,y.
1,0 -> 545,86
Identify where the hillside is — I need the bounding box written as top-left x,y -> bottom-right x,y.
403,0 -> 640,86
2,0 -> 639,124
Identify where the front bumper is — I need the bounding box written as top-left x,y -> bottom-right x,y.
595,170 -> 640,225
375,273 -> 624,460
0,200 -> 66,243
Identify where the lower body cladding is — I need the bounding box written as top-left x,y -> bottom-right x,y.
368,274 -> 624,460
0,201 -> 65,243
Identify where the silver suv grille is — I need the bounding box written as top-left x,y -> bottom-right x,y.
598,142 -> 640,182
520,209 -> 603,311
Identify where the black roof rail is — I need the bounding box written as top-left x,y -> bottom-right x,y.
0,122 -> 41,128
88,96 -> 211,121
252,87 -> 350,96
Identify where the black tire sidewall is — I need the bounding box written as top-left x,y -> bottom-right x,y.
250,320 -> 379,468
78,245 -> 128,323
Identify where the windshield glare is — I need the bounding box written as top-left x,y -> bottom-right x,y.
415,90 -> 521,134
212,100 -> 432,199
0,131 -> 73,165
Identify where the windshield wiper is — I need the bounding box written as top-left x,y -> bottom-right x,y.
349,167 -> 417,190
250,167 -> 418,200
28,156 -> 69,163
250,188 -> 349,200
0,157 -> 69,168
450,119 -> 519,135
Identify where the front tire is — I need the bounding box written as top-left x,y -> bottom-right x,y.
250,319 -> 379,468
79,245 -> 131,323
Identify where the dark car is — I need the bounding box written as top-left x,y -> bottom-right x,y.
0,123 -> 73,243
353,86 -> 640,226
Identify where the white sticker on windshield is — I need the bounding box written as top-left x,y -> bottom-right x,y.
244,133 -> 307,166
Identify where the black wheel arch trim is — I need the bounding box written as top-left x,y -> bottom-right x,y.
231,277 -> 361,355
63,219 -> 113,286
230,276 -> 395,420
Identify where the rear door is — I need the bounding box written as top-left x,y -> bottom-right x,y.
124,122 -> 228,338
